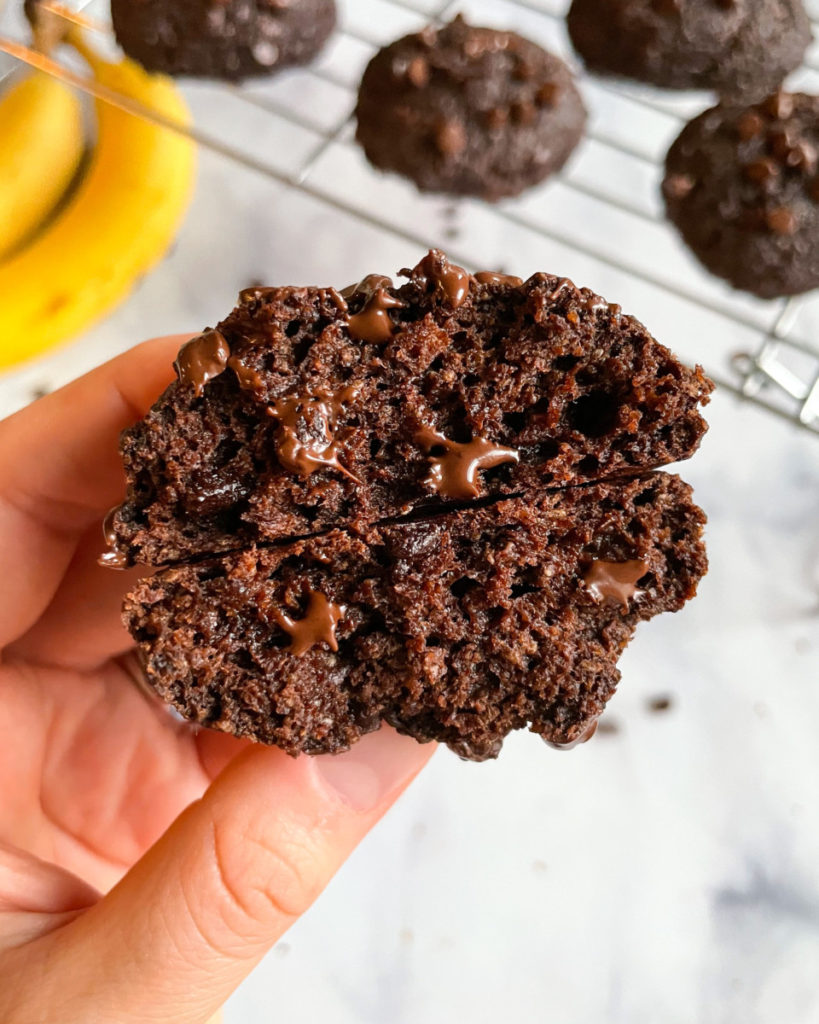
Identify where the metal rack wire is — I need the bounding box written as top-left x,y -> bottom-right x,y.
2,0 -> 819,434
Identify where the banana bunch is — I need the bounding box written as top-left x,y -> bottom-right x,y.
0,32 -> 196,372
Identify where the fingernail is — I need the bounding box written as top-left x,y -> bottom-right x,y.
315,727 -> 434,812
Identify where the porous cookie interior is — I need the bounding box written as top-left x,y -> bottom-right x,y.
110,250 -> 712,565
124,473 -> 707,760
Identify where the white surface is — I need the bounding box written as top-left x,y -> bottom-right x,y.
1,2 -> 819,1022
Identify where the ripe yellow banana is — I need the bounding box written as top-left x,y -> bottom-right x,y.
0,71 -> 84,260
0,34 -> 196,371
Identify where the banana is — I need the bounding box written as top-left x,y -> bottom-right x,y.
0,34 -> 196,371
0,71 -> 84,260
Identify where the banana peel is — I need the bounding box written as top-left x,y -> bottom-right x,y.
0,70 -> 84,261
0,33 -> 196,372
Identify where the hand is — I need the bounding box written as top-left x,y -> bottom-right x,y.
0,337 -> 434,1024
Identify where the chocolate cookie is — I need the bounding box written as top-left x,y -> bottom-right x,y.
354,15 -> 586,200
106,250 -> 712,567
567,0 -> 811,100
110,0 -> 336,81
663,92 -> 819,298
124,472 -> 707,760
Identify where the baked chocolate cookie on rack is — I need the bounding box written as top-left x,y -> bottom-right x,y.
355,15 -> 586,200
110,0 -> 336,80
567,0 -> 810,100
663,91 -> 819,297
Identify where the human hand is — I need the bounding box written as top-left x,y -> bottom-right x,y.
0,336 -> 434,1023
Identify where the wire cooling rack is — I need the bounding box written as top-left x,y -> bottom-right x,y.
2,0 -> 819,434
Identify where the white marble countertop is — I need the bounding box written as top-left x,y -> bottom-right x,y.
1,1 -> 818,1022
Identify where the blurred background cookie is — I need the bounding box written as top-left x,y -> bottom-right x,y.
355,15 -> 586,201
567,0 -> 811,100
110,0 -> 336,81
663,91 -> 819,297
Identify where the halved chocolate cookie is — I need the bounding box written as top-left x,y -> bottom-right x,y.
124,472 -> 707,760
108,250 -> 712,566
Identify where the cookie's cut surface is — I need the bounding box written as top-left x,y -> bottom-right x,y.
109,251 -> 711,566
125,472 -> 707,760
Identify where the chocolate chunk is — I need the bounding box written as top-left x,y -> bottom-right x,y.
267,385 -> 360,480
406,55 -> 430,88
474,271 -> 524,286
344,274 -> 405,344
174,329 -> 230,398
415,426 -> 519,499
228,356 -> 264,392
98,505 -> 128,570
272,588 -> 345,656
583,559 -> 649,612
435,118 -> 468,157
542,719 -> 599,750
404,250 -> 471,308
766,206 -> 797,234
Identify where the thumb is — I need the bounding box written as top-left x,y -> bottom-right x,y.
27,728 -> 433,1024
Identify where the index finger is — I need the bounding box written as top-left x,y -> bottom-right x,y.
0,334 -> 189,651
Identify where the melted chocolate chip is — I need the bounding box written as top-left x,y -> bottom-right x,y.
238,285 -> 279,305
228,356 -> 264,392
415,425 -> 519,499
343,274 -> 404,344
582,558 -> 649,612
548,276 -> 574,301
98,505 -> 128,569
582,292 -> 621,317
406,250 -> 471,308
267,385 -> 360,481
272,589 -> 345,656
474,271 -> 524,287
542,719 -> 599,750
174,329 -> 231,398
